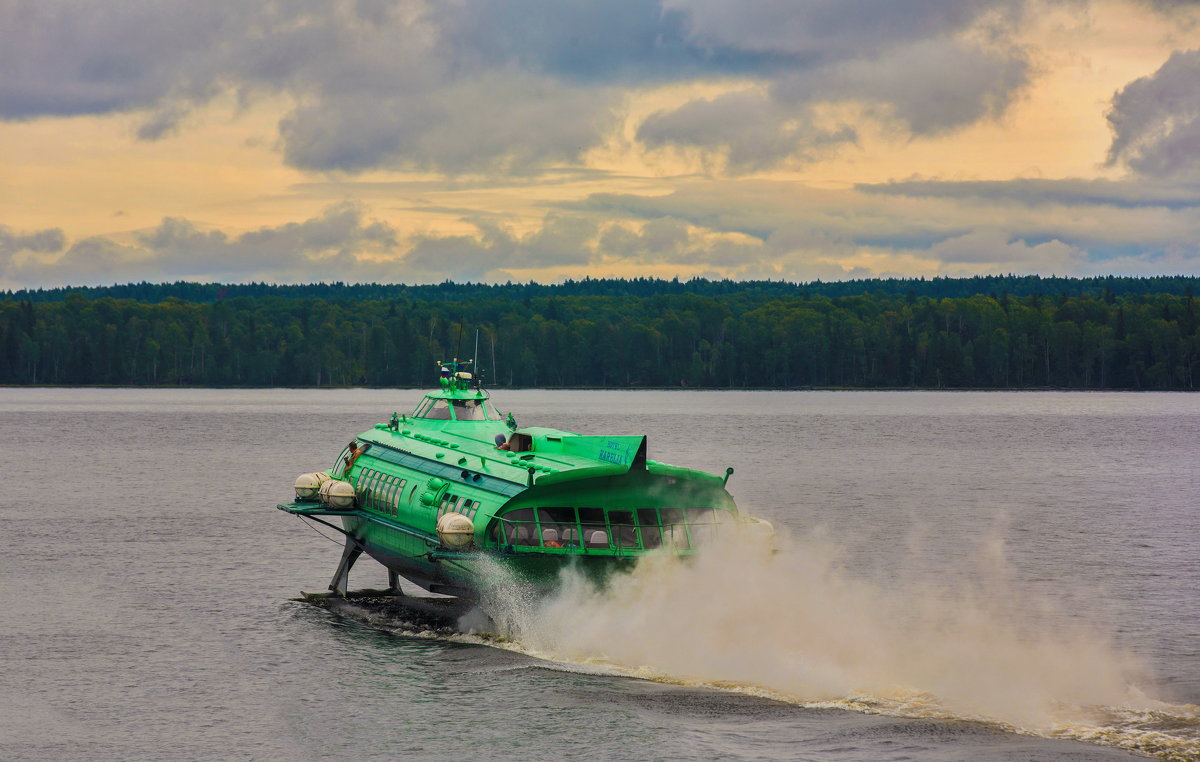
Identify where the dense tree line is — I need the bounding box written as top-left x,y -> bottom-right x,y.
2,281 -> 1199,389
8,274 -> 1200,304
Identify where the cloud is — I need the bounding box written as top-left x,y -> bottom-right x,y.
1,0 -> 1035,174
0,203 -> 403,288
0,224 -> 68,281
51,236 -> 148,283
1107,48 -> 1200,178
565,175 -> 1200,276
402,213 -> 597,279
140,202 -> 399,279
7,173 -> 1200,289
928,230 -> 1086,271
782,37 -> 1031,135
1133,0 -> 1200,15
278,72 -> 621,173
400,208 -> 856,282
0,2 -> 235,120
0,225 -> 66,260
635,0 -> 1031,168
857,177 -> 1200,209
664,0 -> 1017,57
638,89 -> 859,171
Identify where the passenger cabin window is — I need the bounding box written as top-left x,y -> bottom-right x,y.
354,468 -> 407,516
578,507 -> 607,549
637,508 -> 662,549
493,505 -> 726,552
439,494 -> 470,519
459,499 -> 479,520
538,507 -> 576,548
501,508 -> 539,547
608,510 -> 638,549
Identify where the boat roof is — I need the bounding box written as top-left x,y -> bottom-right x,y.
350,357 -> 725,488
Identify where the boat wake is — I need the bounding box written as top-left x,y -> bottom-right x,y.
461,527 -> 1200,761
306,526 -> 1199,759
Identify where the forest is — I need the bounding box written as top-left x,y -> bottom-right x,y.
2,276 -> 1199,389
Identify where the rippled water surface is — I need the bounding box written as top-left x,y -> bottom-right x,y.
1,388 -> 1197,761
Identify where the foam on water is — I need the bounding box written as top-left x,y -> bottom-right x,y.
458,526 -> 1200,761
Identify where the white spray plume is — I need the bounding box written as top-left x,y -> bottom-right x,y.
482,524 -> 1159,733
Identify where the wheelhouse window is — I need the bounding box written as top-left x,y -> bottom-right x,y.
413,397 -> 452,419
450,398 -> 490,421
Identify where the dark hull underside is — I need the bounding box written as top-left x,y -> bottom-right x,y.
352,528 -> 641,598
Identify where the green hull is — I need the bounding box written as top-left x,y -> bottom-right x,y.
278,361 -> 744,598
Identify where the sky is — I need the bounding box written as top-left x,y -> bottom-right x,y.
2,0 -> 1200,289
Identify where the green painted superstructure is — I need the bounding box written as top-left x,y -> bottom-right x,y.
278,360 -> 744,598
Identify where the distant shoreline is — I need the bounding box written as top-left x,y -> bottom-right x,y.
6,280 -> 1198,391
1,384 -> 1185,392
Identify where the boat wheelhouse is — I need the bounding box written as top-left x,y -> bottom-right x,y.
278,360 -> 749,599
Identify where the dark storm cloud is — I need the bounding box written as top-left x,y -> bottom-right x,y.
1106,48 -> 1200,179
1,0 -> 1034,173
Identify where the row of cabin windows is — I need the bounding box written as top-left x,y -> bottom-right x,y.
493,506 -> 724,551
355,468 -> 407,516
438,494 -> 480,521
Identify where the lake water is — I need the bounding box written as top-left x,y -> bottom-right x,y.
1,388 -> 1198,761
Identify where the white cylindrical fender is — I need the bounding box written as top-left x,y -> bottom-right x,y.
319,478 -> 357,509
436,512 -> 475,549
294,471 -> 330,501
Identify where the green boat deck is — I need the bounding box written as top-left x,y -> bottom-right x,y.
277,359 -> 748,597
